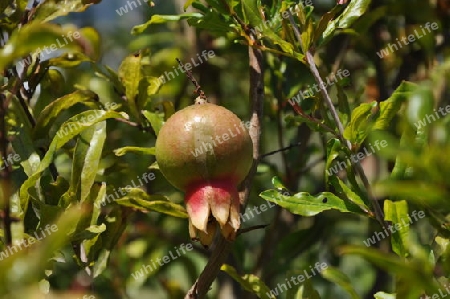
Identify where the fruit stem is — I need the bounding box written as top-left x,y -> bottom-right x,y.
176,57 -> 208,103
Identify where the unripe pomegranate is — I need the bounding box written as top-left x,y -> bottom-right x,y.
155,100 -> 253,246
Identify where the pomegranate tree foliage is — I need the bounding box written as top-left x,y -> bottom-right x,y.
0,0 -> 450,298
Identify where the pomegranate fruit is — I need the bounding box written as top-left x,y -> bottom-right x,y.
155,101 -> 253,246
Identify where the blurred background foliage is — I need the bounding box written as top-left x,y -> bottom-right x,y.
1,0 -> 450,298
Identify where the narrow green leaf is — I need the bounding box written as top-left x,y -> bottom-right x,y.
183,0 -> 195,10
93,208 -> 127,277
34,0 -> 98,22
20,110 -> 125,215
118,53 -> 142,119
34,90 -> 97,140
322,0 -> 372,44
374,292 -> 396,299
114,188 -> 188,218
241,0 -> 262,25
384,200 -> 411,257
142,110 -> 163,136
221,264 -> 276,299
343,102 -> 375,145
321,266 -> 360,299
314,5 -> 343,44
132,13 -> 203,35
48,52 -> 91,68
325,138 -> 342,179
259,189 -> 364,217
80,122 -> 106,203
114,146 -> 155,156
271,176 -> 287,190
329,176 -> 370,215
0,23 -> 86,70
372,82 -> 415,131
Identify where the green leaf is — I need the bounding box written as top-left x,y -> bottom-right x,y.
325,138 -> 342,179
241,0 -> 262,26
132,13 -> 203,35
329,176 -> 370,215
48,52 -> 91,68
372,82 -> 415,131
34,0 -> 98,22
271,176 -> 287,190
80,122 -> 106,203
374,292 -> 396,299
259,189 -> 364,217
137,76 -> 163,110
343,102 -> 375,145
61,125 -> 100,206
314,5 -> 343,45
300,18 -> 315,53
93,208 -> 128,277
383,200 -> 410,258
220,264 -> 276,299
20,110 -> 125,216
78,27 -> 101,61
183,0 -> 195,10
72,224 -> 107,242
322,0 -> 372,44
118,53 -> 143,119
0,23 -> 87,70
242,0 -> 300,58
114,188 -> 188,218
321,266 -> 360,299
113,146 -> 155,156
34,90 -> 98,140
299,279 -> 322,299
344,80 -> 414,145
142,110 -> 164,136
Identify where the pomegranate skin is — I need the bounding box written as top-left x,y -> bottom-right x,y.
155,103 -> 253,245
155,103 -> 253,191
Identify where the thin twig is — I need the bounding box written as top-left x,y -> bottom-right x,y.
176,58 -> 207,101
287,13 -> 387,229
237,224 -> 269,236
260,142 -> 301,158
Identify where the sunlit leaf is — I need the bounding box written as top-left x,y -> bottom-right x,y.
114,188 -> 188,218
113,146 -> 155,156
221,264 -> 276,299
259,189 -> 365,217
